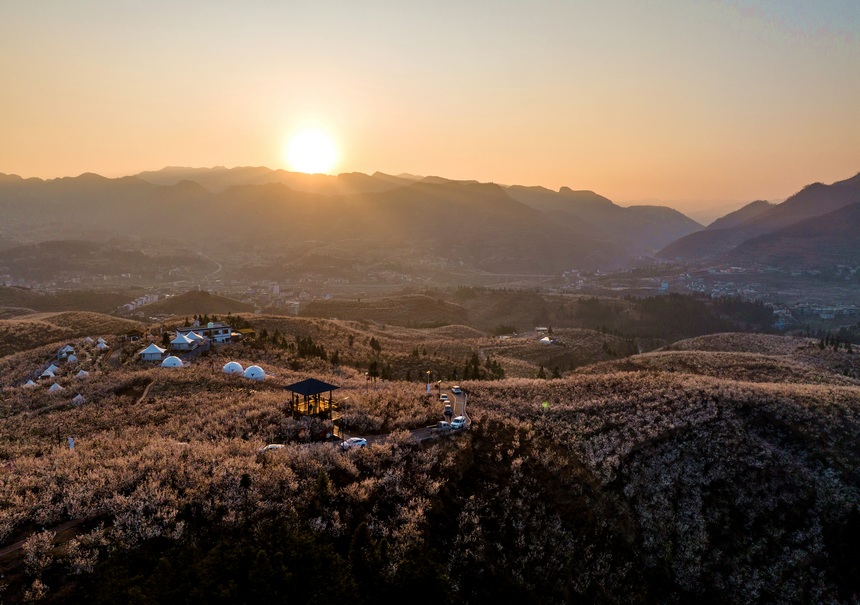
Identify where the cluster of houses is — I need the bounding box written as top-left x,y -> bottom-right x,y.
136,321 -> 265,380
138,321 -> 233,365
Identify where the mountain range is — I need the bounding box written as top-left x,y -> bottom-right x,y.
0,167 -> 701,275
658,172 -> 860,268
2,166 -> 858,277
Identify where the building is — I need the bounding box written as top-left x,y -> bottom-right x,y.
139,343 -> 166,361
176,322 -> 232,343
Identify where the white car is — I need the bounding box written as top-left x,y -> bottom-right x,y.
258,444 -> 285,453
451,416 -> 467,429
340,437 -> 367,450
451,386 -> 462,395
439,394 -> 449,402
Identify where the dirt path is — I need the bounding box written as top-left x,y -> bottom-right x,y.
135,380 -> 154,404
0,519 -> 84,559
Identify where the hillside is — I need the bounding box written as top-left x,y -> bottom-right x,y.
0,312 -> 143,357
134,290 -> 255,317
0,169 -> 697,274
657,171 -> 860,264
725,201 -> 860,269
0,328 -> 857,603
0,287 -> 133,314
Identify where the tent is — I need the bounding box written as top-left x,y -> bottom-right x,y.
170,332 -> 196,351
187,331 -> 206,343
96,342 -> 109,350
139,343 -> 166,361
48,383 -> 64,393
66,354 -> 78,363
59,345 -> 75,355
223,361 -> 244,375
82,336 -> 95,345
23,380 -> 38,388
243,365 -> 266,380
97,337 -> 107,344
41,370 -> 56,379
45,363 -> 59,374
539,336 -> 553,345
161,356 -> 183,368
72,394 -> 85,405
75,370 -> 90,379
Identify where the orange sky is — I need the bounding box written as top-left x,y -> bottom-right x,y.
1,1 -> 858,209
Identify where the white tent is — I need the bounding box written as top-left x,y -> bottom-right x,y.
75,370 -> 90,379
48,383 -> 64,393
187,331 -> 206,343
139,343 -> 166,361
72,394 -> 85,405
243,365 -> 266,380
60,344 -> 75,354
66,354 -> 78,363
45,363 -> 59,374
96,342 -> 109,350
161,356 -> 183,368
539,336 -> 553,345
82,336 -> 95,345
23,380 -> 38,388
222,361 -> 244,375
170,332 -> 196,351
97,337 -> 107,344
41,369 -> 56,379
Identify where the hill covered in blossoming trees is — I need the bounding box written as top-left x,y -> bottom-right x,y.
0,322 -> 857,604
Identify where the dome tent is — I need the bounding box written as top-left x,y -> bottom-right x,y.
161,356 -> 184,368
75,370 -> 90,379
23,380 -> 38,388
243,365 -> 266,380
72,394 -> 85,405
223,361 -> 244,375
48,383 -> 64,393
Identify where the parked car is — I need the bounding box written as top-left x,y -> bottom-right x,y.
433,421 -> 453,432
444,403 -> 453,417
451,386 -> 462,395
439,394 -> 449,402
451,416 -> 467,429
258,444 -> 285,453
340,437 -> 367,450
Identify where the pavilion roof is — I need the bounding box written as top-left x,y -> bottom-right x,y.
284,378 -> 340,397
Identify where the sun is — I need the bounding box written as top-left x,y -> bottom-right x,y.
285,129 -> 338,174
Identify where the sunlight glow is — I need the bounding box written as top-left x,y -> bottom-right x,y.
285,129 -> 338,174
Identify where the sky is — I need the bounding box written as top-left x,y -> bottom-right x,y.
1,0 -> 859,210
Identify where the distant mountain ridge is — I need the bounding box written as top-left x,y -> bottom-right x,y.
657,171 -> 860,267
0,167 -> 702,274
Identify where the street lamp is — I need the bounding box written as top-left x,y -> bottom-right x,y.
341,397 -> 349,447
425,370 -> 431,394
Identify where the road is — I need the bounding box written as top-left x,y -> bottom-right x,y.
341,386 -> 470,447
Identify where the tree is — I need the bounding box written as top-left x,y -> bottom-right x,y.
537,365 -> 547,379
370,337 -> 382,354
551,366 -> 561,379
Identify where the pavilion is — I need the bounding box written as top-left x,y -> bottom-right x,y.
284,378 -> 340,420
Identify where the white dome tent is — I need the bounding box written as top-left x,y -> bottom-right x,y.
161,356 -> 184,368
82,336 -> 95,345
72,394 -> 85,405
243,365 -> 266,380
23,380 -> 38,388
66,354 -> 78,363
75,370 -> 90,379
48,383 -> 64,393
222,361 -> 244,375
96,342 -> 109,351
41,370 -> 56,379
